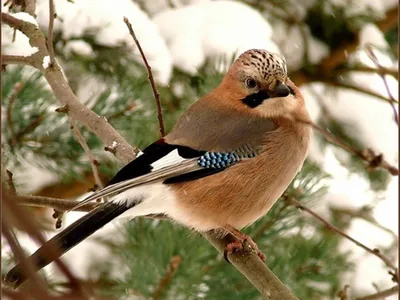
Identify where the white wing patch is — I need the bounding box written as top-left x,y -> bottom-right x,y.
150,149 -> 187,171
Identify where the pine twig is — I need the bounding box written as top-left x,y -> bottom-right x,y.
123,17 -> 166,137
354,285 -> 399,300
284,195 -> 399,282
152,256 -> 182,300
68,117 -> 103,189
47,0 -> 56,66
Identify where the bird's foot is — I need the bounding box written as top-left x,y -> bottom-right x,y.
223,231 -> 266,263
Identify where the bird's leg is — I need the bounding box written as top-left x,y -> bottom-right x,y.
223,225 -> 266,262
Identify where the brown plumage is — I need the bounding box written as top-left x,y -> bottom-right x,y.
166,50 -> 311,231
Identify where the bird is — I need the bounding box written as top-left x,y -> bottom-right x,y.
5,49 -> 311,288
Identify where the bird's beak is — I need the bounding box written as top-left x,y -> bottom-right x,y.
271,82 -> 291,98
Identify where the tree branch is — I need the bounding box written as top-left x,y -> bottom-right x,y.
324,80 -> 397,104
295,118 -> 399,176
354,285 -> 399,300
123,17 -> 166,137
204,233 -> 299,299
47,0 -> 55,65
1,12 -> 139,164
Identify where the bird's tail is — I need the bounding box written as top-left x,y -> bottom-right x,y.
4,202 -> 133,288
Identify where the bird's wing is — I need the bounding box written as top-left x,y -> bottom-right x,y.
70,139 -> 244,211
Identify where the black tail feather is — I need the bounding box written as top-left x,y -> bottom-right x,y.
4,202 -> 131,288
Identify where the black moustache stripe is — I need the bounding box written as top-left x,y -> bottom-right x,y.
241,90 -> 270,108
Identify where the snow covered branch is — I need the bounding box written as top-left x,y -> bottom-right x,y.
1,12 -> 139,164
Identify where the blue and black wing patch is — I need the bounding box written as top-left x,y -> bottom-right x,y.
107,139 -> 208,186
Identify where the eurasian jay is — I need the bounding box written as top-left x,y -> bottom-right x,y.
5,49 -> 311,287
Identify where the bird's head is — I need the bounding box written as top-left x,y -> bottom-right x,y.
218,49 -> 306,120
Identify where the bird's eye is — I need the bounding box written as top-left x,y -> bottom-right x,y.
245,78 -> 257,89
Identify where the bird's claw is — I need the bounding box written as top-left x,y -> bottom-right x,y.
223,237 -> 266,263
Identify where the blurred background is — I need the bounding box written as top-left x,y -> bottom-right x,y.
1,0 -> 398,299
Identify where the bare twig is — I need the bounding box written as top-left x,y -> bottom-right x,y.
6,170 -> 17,195
284,195 -> 399,282
330,206 -> 398,239
354,285 -> 399,300
69,117 -> 103,189
340,65 -> 398,79
324,80 -> 397,104
123,17 -> 165,137
296,118 -> 399,175
47,0 -> 55,65
18,195 -> 100,212
152,256 -> 182,300
365,45 -> 399,125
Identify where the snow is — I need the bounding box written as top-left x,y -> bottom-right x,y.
64,40 -> 94,57
9,12 -> 38,25
1,14 -> 39,56
153,1 -> 280,74
34,0 -> 173,85
274,21 -> 330,71
42,56 -> 50,69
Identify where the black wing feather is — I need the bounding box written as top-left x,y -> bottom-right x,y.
107,139 -> 207,186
